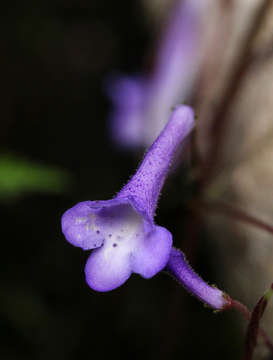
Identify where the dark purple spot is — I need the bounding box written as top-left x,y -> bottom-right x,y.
113,243 -> 118,247
96,230 -> 100,234
108,234 -> 112,237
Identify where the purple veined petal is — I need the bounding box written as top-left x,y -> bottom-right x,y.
131,225 -> 173,278
106,76 -> 147,148
118,105 -> 195,219
166,248 -> 227,310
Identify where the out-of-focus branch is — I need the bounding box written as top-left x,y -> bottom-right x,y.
225,298 -> 273,356
199,0 -> 272,189
243,284 -> 273,360
195,200 -> 273,236
251,38 -> 273,67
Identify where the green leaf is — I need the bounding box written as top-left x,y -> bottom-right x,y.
0,154 -> 72,199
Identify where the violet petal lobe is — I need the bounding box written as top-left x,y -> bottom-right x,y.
84,241 -> 133,292
61,201 -> 106,250
131,225 -> 172,279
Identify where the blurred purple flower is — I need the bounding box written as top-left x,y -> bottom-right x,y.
107,76 -> 146,147
107,0 -> 203,148
61,105 -> 228,310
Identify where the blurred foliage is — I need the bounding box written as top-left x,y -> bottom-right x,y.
0,154 -> 71,199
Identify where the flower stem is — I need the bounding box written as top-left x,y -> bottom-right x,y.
228,298 -> 273,355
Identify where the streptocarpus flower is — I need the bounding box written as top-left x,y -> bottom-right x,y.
61,105 -> 229,310
107,0 -> 204,149
62,105 -> 193,291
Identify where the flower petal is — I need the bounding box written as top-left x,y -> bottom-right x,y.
132,225 -> 173,278
61,201 -> 105,250
85,245 -> 132,292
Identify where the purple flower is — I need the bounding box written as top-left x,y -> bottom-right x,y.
107,0 -> 204,148
61,105 -> 229,310
62,105 -> 194,292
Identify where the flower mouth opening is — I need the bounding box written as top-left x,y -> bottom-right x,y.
83,201 -> 172,291
62,199 -> 152,252
93,203 -> 144,251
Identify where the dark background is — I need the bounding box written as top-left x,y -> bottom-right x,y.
0,1 -> 251,359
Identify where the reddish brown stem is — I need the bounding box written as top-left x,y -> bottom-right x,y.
229,299 -> 273,356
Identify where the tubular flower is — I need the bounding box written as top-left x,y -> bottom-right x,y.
62,105 -> 194,292
61,105 -> 230,310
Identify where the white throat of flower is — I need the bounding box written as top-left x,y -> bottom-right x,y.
92,204 -> 144,259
